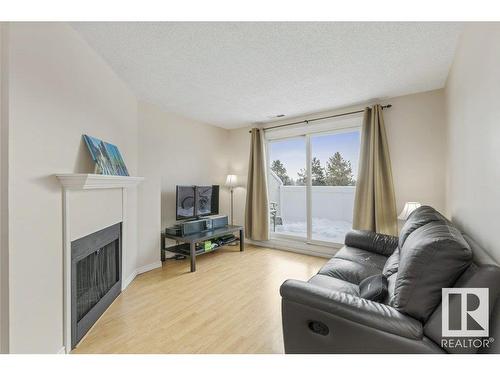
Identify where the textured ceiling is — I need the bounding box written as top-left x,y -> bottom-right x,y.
72,22 -> 463,129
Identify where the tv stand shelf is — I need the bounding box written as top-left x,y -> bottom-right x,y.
162,225 -> 244,272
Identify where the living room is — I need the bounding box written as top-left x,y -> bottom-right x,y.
1,1 -> 500,371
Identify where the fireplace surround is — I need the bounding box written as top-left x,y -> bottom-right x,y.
56,173 -> 144,353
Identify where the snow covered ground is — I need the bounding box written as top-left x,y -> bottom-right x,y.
274,218 -> 352,244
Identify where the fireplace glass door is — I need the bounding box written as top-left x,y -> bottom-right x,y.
76,240 -> 120,322
71,223 -> 122,348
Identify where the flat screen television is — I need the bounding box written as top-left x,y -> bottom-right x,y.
176,185 -> 219,220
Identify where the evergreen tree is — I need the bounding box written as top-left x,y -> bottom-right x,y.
311,157 -> 326,186
297,157 -> 326,186
325,152 -> 355,186
271,159 -> 292,185
296,168 -> 306,186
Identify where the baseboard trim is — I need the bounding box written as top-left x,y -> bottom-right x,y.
136,261 -> 162,275
122,270 -> 138,290
248,238 -> 338,258
122,261 -> 162,291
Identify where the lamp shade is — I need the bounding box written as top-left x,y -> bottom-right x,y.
225,174 -> 238,188
398,202 -> 422,220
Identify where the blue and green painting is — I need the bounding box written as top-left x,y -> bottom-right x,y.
83,135 -> 129,176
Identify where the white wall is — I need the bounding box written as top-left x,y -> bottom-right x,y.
445,24 -> 500,263
0,22 -> 10,354
6,23 -> 139,353
381,89 -> 446,214
228,89 -> 447,233
138,101 -> 230,253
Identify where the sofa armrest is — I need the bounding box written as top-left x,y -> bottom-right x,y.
280,279 -> 422,340
345,230 -> 398,256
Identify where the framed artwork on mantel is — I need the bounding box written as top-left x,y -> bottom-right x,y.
82,134 -> 129,176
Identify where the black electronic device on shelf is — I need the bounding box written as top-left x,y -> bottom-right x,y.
165,215 -> 228,237
165,225 -> 181,236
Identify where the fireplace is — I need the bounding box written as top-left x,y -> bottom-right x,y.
56,173 -> 144,353
71,223 -> 122,348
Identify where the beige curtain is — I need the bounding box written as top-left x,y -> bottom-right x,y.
245,128 -> 270,240
353,105 -> 398,235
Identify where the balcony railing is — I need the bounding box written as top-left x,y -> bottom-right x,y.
270,184 -> 356,244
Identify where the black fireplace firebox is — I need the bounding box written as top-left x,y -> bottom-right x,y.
71,222 -> 122,349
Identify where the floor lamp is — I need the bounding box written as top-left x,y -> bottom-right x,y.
398,202 -> 421,221
225,174 -> 238,225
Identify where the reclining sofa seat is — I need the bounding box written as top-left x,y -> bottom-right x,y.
280,206 -> 500,354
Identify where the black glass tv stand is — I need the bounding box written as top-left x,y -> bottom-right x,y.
162,225 -> 244,272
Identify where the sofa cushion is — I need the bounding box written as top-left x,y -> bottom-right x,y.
384,272 -> 398,305
392,221 -> 473,322
344,230 -> 398,256
318,257 -> 383,285
308,274 -> 360,296
359,274 -> 388,302
382,248 -> 400,277
398,205 -> 449,249
334,246 -> 388,270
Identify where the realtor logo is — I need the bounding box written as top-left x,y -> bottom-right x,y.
442,288 -> 489,337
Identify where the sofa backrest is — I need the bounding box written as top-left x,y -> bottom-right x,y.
391,206 -> 473,322
398,205 -> 450,249
423,235 -> 500,354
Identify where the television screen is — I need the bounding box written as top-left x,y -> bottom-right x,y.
206,185 -> 219,216
196,186 -> 214,216
176,185 -> 219,220
176,186 -> 196,220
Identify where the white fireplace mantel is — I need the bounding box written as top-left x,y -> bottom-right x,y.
56,173 -> 144,353
56,173 -> 144,190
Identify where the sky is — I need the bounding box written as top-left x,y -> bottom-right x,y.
268,131 -> 361,180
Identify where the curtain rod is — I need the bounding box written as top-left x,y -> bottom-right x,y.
249,104 -> 392,133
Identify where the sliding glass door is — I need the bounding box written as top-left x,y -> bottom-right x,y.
267,123 -> 361,246
268,137 -> 307,239
310,130 -> 360,244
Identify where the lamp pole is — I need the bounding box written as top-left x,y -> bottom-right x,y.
230,187 -> 234,226
225,174 -> 237,226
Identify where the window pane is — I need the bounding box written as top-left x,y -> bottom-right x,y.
310,130 -> 360,243
268,137 -> 306,239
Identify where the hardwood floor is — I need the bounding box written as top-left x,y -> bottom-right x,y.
72,244 -> 325,354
